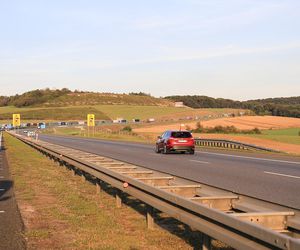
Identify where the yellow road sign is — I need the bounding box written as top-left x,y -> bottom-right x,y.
87,114 -> 95,127
13,114 -> 21,127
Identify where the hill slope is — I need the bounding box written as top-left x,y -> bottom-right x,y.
0,89 -> 173,107
166,95 -> 300,118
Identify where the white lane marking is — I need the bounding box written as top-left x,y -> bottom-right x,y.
264,171 -> 300,179
190,160 -> 210,164
0,211 -> 5,213
198,152 -> 300,165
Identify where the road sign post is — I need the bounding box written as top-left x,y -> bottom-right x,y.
87,114 -> 95,137
13,114 -> 21,127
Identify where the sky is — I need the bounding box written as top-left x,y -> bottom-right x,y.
0,0 -> 299,100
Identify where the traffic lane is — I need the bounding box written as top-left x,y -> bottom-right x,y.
39,134 -> 300,186
39,135 -> 300,208
40,134 -> 300,174
40,134 -> 300,165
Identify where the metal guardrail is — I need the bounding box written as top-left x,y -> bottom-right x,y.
8,132 -> 300,250
0,132 -> 2,151
195,138 -> 280,152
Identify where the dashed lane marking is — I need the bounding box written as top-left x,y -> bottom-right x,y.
190,160 -> 210,164
199,151 -> 300,165
264,171 -> 300,179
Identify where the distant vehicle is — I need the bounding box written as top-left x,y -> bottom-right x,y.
155,130 -> 195,154
23,130 -> 28,133
113,119 -> 127,124
132,119 -> 140,123
27,131 -> 36,137
38,122 -> 46,129
147,118 -> 155,123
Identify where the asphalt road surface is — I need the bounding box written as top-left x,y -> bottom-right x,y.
39,134 -> 300,209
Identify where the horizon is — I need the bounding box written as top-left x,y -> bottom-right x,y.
1,87 -> 299,102
1,1 -> 299,100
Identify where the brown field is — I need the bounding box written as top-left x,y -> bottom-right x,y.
201,116 -> 300,130
195,133 -> 300,155
134,116 -> 300,133
134,116 -> 300,154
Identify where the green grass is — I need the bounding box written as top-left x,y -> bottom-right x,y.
0,103 -> 245,123
0,106 -> 110,120
45,127 -> 153,144
93,104 -> 191,120
243,128 -> 300,145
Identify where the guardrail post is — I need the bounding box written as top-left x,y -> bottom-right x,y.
146,206 -> 154,229
201,233 -> 212,250
81,172 -> 86,182
96,181 -> 102,194
116,191 -> 122,208
0,132 -> 2,151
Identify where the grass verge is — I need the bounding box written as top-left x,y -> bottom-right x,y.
5,133 -> 213,249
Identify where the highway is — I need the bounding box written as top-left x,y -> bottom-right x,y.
39,134 -> 300,209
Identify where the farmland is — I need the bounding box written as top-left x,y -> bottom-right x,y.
134,116 -> 300,133
134,116 -> 300,154
0,104 -> 246,122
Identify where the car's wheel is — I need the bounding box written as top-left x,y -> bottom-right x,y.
189,150 -> 195,155
155,144 -> 160,153
163,145 -> 169,154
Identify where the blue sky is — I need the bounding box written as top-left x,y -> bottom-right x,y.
0,0 -> 299,100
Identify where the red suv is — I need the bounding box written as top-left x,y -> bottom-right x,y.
155,130 -> 195,154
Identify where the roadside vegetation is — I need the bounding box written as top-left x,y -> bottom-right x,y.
192,122 -> 262,135
166,95 -> 300,118
0,88 -> 172,108
44,127 -> 152,144
6,133 -> 209,249
246,128 -> 300,145
0,106 -> 110,120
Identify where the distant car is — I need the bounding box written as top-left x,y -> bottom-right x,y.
27,131 -> 36,137
155,130 -> 195,154
23,130 -> 28,133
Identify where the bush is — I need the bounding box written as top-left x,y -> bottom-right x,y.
192,125 -> 261,135
122,126 -> 132,132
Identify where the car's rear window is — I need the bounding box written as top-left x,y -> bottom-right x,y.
171,131 -> 192,138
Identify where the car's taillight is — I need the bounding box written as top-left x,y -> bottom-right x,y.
167,138 -> 174,144
188,138 -> 195,143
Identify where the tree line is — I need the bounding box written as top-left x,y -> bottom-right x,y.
0,88 -> 71,107
165,95 -> 300,118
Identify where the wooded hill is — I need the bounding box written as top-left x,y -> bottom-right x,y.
0,89 -> 172,107
165,95 -> 300,118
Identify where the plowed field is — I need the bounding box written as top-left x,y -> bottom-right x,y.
134,116 -> 300,133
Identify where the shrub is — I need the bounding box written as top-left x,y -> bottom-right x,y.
192,125 -> 261,135
122,126 -> 132,132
